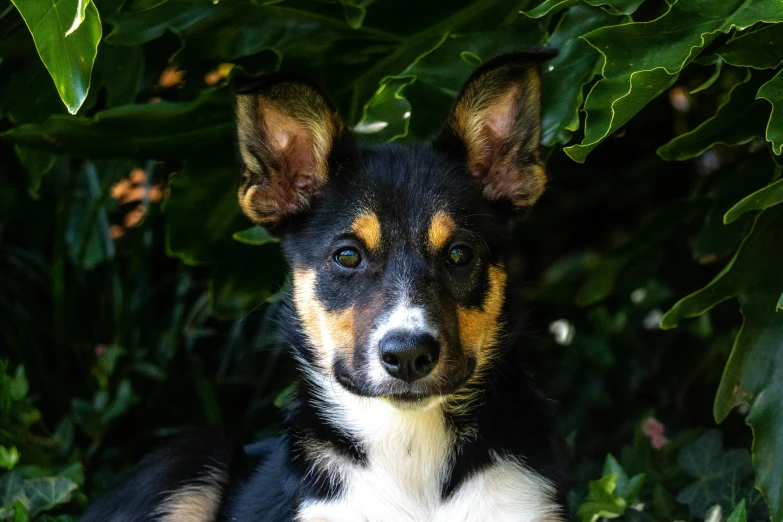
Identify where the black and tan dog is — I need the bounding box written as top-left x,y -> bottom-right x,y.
83,50 -> 569,522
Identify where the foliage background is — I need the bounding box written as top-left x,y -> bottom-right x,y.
1,0 -> 782,520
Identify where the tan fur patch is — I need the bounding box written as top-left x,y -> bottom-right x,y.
235,83 -> 343,224
351,212 -> 382,251
155,466 -> 226,522
293,269 -> 355,367
456,264 -> 507,367
427,211 -> 456,252
449,64 -> 546,208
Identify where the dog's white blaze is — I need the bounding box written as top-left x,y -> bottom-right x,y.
298,374 -> 561,522
366,301 -> 437,386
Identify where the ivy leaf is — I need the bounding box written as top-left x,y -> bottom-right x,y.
577,474 -> 627,522
657,72 -> 769,161
675,430 -> 753,518
757,69 -> 783,155
564,0 -> 783,163
0,446 -> 20,470
661,207 -> 783,521
1,88 -> 234,158
541,5 -> 621,146
724,174 -> 783,224
717,23 -> 783,70
602,454 -> 645,504
10,0 -> 102,114
524,0 -> 645,18
23,477 -> 78,515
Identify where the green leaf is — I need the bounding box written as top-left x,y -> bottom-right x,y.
10,0 -> 102,114
602,454 -> 645,504
65,0 -> 90,35
64,161 -> 115,270
689,57 -> 723,94
727,499 -> 747,522
13,145 -> 54,198
0,446 -> 20,470
353,75 -> 417,141
210,241 -> 286,319
524,0 -> 645,18
0,472 -> 27,508
232,226 -> 279,246
724,173 -> 783,224
577,474 -> 627,522
576,199 -> 703,306
661,207 -> 783,520
564,0 -> 783,163
164,154 -> 246,266
1,88 -> 234,158
675,429 -> 753,518
658,72 -> 770,161
718,23 -> 783,69
24,477 -> 78,515
693,154 -> 776,262
541,5 -> 621,146
757,69 -> 783,155
9,364 -> 28,400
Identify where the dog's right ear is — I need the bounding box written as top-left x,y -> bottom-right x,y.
234,77 -> 346,225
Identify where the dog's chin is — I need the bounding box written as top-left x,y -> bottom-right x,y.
333,366 -> 474,410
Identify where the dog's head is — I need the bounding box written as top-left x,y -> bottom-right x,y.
234,52 -> 549,408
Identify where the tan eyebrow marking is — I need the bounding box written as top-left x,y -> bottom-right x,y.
428,211 -> 456,251
351,212 -> 382,251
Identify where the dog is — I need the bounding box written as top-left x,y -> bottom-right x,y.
82,49 -> 569,522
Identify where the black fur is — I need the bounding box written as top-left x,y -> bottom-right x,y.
82,50 -> 569,522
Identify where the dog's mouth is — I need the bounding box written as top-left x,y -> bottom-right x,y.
332,357 -> 476,403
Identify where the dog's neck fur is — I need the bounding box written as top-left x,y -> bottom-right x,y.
280,296 -> 568,520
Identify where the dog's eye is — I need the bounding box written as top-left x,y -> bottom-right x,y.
335,248 -> 362,268
446,245 -> 473,267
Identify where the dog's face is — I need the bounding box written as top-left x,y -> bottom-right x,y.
234,54 -> 547,406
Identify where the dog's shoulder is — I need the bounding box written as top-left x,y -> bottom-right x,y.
81,436 -> 245,522
225,436 -> 299,522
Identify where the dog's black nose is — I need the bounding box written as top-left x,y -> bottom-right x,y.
379,332 -> 440,382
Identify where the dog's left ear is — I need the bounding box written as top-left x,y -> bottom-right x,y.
435,51 -> 554,208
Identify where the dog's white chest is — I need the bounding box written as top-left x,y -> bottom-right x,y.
297,455 -> 559,522
295,393 -> 560,522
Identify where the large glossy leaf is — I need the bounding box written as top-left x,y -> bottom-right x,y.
717,23 -> 783,69
540,5 -> 620,146
164,154 -> 246,266
564,0 -> 783,163
10,0 -> 102,114
676,430 -> 753,518
344,1 -> 522,124
661,206 -> 783,521
64,161 -> 116,270
524,0 -> 645,18
355,18 -> 547,141
724,175 -> 783,224
1,87 -> 234,158
210,240 -> 287,319
693,154 -> 776,263
757,69 -> 783,155
575,200 -> 703,306
657,72 -> 769,161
